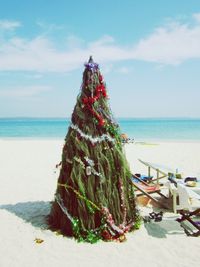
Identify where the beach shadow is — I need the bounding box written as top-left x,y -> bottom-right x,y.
1,201 -> 186,238
143,216 -> 185,238
0,201 -> 51,229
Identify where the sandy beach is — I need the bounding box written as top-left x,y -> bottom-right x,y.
0,139 -> 200,267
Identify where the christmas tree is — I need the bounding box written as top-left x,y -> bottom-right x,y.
48,57 -> 140,243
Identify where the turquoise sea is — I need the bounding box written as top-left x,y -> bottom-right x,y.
0,118 -> 200,141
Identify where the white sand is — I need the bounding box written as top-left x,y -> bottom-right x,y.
0,139 -> 200,267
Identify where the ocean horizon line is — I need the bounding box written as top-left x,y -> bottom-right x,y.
1,116 -> 200,120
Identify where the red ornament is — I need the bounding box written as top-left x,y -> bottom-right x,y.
98,118 -> 105,126
81,72 -> 108,127
102,88 -> 107,97
101,230 -> 112,241
82,97 -> 88,104
95,91 -> 100,99
99,74 -> 103,83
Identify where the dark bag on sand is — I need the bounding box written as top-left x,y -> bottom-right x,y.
184,177 -> 197,183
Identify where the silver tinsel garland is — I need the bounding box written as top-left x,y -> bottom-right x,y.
70,123 -> 115,144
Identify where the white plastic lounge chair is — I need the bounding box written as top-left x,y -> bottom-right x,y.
176,183 -> 200,212
166,183 -> 200,236
166,181 -> 178,213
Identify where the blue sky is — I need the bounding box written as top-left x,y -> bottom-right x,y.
0,0 -> 200,118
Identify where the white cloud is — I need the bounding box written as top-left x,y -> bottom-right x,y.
116,66 -> 132,74
36,20 -> 64,36
89,35 -> 115,47
29,74 -> 43,79
0,20 -> 21,30
100,63 -> 113,74
1,13 -> 200,72
0,34 -> 124,72
0,85 -> 51,97
65,35 -> 85,50
193,13 -> 200,23
132,19 -> 200,64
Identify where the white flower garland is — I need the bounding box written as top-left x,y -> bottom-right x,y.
101,206 -> 124,234
55,194 -> 73,223
56,193 -> 126,235
73,155 -> 104,179
74,156 -> 85,168
55,193 -> 104,233
70,123 -> 115,144
84,156 -> 104,179
84,156 -> 95,167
